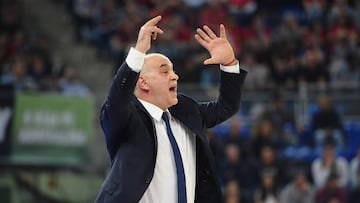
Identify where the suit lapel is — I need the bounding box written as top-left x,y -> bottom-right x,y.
169,99 -> 208,145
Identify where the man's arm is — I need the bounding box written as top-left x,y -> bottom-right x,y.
100,16 -> 163,160
194,24 -> 247,127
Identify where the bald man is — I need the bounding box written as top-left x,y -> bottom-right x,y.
95,16 -> 247,203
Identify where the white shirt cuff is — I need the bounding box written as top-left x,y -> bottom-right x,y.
125,47 -> 146,73
220,61 -> 241,74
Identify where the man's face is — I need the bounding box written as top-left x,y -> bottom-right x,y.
140,54 -> 179,110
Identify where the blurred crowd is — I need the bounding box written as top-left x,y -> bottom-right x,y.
0,0 -> 89,95
68,0 -> 360,90
209,91 -> 360,203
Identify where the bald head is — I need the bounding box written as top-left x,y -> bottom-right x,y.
141,53 -> 173,77
135,53 -> 179,110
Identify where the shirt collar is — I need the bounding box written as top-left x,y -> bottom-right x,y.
138,99 -> 169,122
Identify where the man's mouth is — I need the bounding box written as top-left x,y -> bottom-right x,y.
169,86 -> 177,92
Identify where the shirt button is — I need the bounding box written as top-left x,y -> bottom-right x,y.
145,178 -> 151,184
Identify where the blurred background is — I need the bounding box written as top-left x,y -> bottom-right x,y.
0,0 -> 359,202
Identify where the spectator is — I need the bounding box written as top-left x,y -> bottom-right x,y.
182,0 -> 206,9
27,53 -> 51,91
0,0 -> 22,36
228,0 -> 257,27
221,144 -> 257,192
344,53 -> 360,88
0,32 -> 10,67
241,15 -> 272,62
299,48 -> 328,85
348,168 -> 360,203
199,0 -> 228,31
329,55 -> 351,89
280,170 -> 315,203
224,180 -> 247,203
58,68 -> 90,96
0,56 -> 35,91
7,29 -> 28,57
303,0 -> 326,21
272,12 -> 304,54
71,0 -> 97,42
251,119 -> 280,157
270,55 -> 290,87
327,12 -> 358,59
350,147 -> 360,188
327,0 -> 353,27
224,116 -> 247,149
311,138 -> 349,189
261,91 -> 294,136
311,95 -> 346,148
254,169 -> 281,203
283,53 -> 301,89
255,145 -> 287,187
303,20 -> 327,55
353,1 -> 360,31
242,53 -> 269,90
328,52 -> 360,89
110,0 -> 147,72
91,0 -> 119,57
220,143 -> 243,184
315,173 -> 346,203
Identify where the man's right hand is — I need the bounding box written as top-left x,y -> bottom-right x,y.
135,16 -> 163,54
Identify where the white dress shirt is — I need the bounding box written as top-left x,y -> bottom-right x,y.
125,47 -> 241,203
138,99 -> 196,203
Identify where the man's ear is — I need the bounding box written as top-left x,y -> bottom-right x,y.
138,77 -> 150,91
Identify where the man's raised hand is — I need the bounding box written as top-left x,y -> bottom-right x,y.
135,16 -> 163,54
195,24 -> 237,66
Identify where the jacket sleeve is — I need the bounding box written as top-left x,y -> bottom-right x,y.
100,63 -> 139,160
199,68 -> 247,128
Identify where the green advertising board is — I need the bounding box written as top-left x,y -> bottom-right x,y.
11,93 -> 95,165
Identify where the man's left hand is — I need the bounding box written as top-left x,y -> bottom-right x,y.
195,24 -> 237,66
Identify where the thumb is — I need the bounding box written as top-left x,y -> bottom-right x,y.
204,57 -> 216,65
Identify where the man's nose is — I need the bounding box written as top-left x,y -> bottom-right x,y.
171,72 -> 179,80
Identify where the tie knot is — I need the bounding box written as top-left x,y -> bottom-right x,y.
162,112 -> 170,122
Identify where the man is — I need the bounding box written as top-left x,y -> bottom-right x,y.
311,94 -> 345,148
95,16 -> 247,203
280,171 -> 315,203
311,138 -> 349,189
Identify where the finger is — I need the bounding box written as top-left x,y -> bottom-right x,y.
220,24 -> 227,39
152,32 -> 157,40
204,57 -> 216,65
140,25 -> 163,36
151,26 -> 163,34
144,15 -> 162,26
194,34 -> 208,48
196,28 -> 211,42
203,25 -> 217,39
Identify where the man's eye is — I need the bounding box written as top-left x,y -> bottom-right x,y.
163,71 -> 168,74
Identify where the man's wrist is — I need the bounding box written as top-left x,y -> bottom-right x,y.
134,45 -> 147,54
125,47 -> 146,73
223,58 -> 237,66
220,61 -> 240,74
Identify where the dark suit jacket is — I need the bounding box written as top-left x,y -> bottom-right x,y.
95,62 -> 247,203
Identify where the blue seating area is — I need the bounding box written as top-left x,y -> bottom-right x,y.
212,117 -> 360,162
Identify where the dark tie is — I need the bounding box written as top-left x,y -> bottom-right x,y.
162,112 -> 187,203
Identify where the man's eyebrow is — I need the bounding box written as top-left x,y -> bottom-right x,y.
160,63 -> 170,68
159,64 -> 172,70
